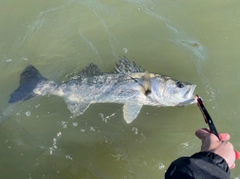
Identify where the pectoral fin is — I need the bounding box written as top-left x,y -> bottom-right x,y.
128,71 -> 152,96
123,103 -> 143,124
141,71 -> 151,96
65,99 -> 90,117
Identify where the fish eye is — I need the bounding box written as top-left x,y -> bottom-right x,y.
176,81 -> 184,88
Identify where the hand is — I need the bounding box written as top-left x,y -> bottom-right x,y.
195,128 -> 240,169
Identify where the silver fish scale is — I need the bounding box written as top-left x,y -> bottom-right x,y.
60,73 -> 140,103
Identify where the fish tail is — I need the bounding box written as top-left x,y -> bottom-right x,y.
9,65 -> 48,103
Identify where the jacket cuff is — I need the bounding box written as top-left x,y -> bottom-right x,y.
191,151 -> 230,174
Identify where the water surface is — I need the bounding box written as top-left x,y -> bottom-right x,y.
1,1 -> 240,178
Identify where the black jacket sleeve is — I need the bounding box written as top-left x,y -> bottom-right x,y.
165,152 -> 230,179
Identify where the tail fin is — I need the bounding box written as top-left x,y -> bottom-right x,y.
9,65 -> 47,103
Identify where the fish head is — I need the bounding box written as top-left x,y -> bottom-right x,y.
163,78 -> 197,106
151,76 -> 196,106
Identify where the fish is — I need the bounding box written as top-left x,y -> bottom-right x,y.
9,57 -> 197,123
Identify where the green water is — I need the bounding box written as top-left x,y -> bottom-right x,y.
1,1 -> 240,178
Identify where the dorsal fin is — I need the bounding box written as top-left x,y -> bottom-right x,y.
113,56 -> 144,74
62,63 -> 104,82
80,63 -> 103,77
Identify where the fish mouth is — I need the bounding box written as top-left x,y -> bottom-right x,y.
184,85 -> 196,99
179,85 -> 197,106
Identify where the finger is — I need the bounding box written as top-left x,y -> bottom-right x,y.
235,150 -> 240,160
219,133 -> 230,141
200,128 -> 211,133
195,128 -> 223,142
230,163 -> 235,169
195,128 -> 211,139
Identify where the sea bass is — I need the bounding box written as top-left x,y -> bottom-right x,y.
9,57 -> 197,123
